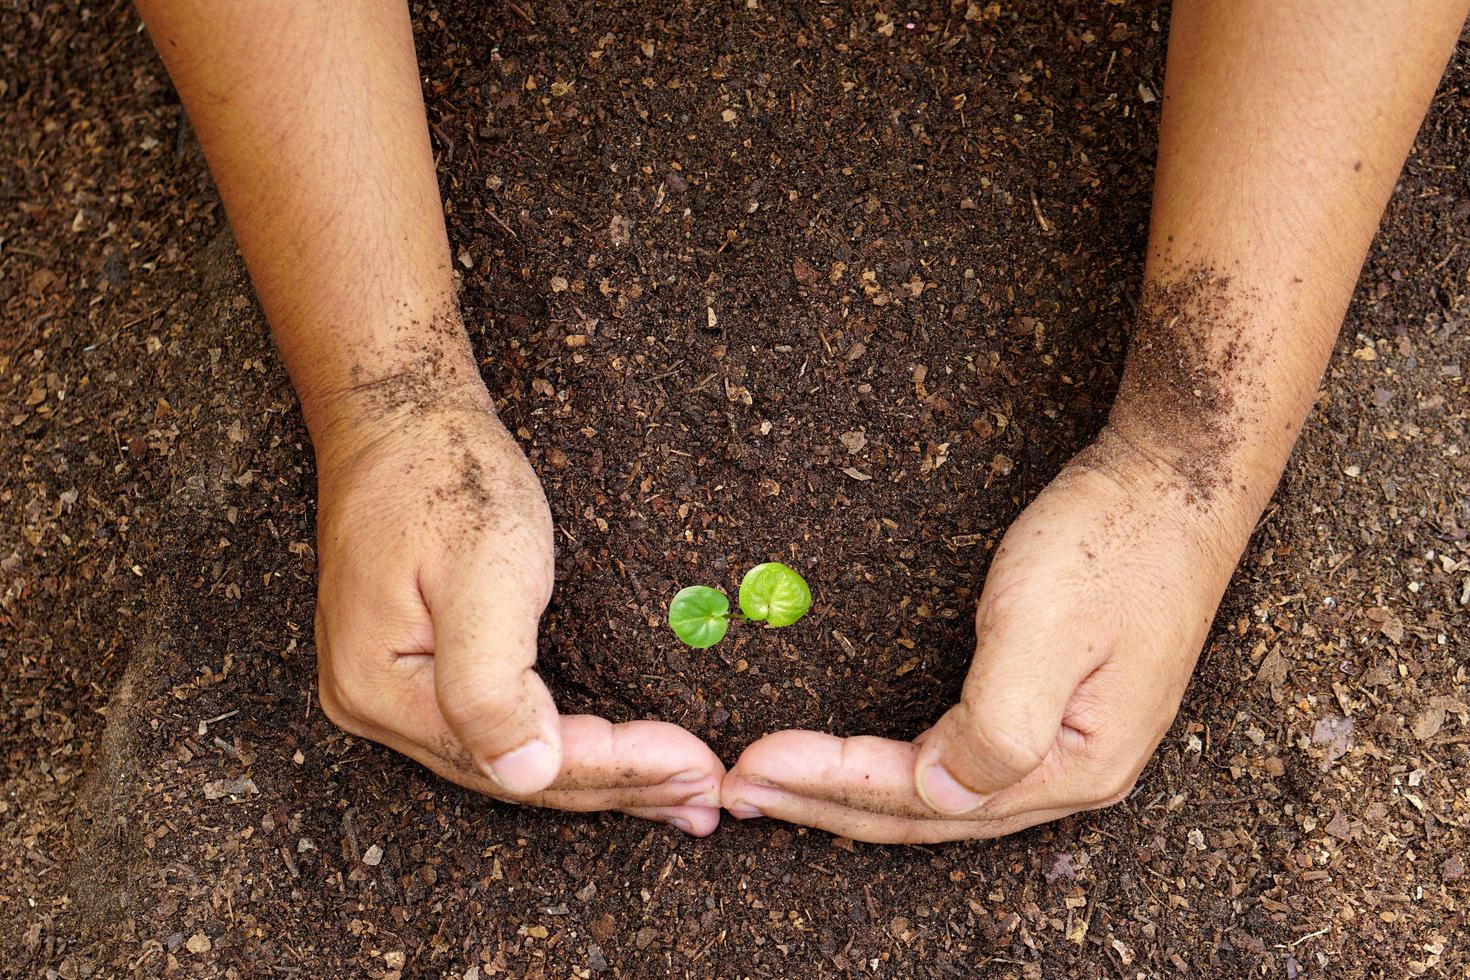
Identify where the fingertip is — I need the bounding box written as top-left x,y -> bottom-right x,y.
920,695 -> 1054,806
436,665 -> 563,794
677,806 -> 722,837
719,773 -> 777,821
621,804 -> 721,837
727,727 -> 819,778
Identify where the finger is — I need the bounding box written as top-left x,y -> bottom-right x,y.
731,727 -> 1096,820
730,728 -> 1078,818
528,715 -> 724,811
724,730 -> 1082,844
724,774 -> 1084,844
362,658 -> 725,815
619,805 -> 722,838
424,562 -> 562,796
913,594 -> 1101,814
727,730 -> 939,819
359,717 -> 723,808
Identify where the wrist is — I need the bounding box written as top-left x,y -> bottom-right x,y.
1068,423 -> 1269,566
301,340 -> 494,479
1104,264 -> 1327,528
1103,401 -> 1288,504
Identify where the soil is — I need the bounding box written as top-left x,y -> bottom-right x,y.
1111,266 -> 1252,503
3,2 -> 1468,978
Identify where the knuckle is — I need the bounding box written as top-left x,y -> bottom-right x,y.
893,822 -> 930,847
317,648 -> 381,734
1095,781 -> 1137,809
437,681 -> 518,740
1087,767 -> 1139,809
963,713 -> 1049,781
314,617 -> 377,733
319,673 -> 370,734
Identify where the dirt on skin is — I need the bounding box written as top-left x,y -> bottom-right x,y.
3,2 -> 1469,978
1110,266 -> 1255,503
340,307 -> 486,424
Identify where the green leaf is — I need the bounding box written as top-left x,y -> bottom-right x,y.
738,562 -> 812,627
668,586 -> 731,648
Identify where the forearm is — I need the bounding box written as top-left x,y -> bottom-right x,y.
135,0 -> 479,452
1113,0 -> 1467,524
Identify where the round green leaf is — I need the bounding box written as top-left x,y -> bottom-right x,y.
668,586 -> 731,648
738,562 -> 812,627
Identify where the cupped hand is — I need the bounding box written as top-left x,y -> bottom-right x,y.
722,428 -> 1254,843
312,382 -> 724,835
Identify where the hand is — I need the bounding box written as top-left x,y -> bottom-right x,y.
722,428 -> 1253,843
313,381 -> 724,835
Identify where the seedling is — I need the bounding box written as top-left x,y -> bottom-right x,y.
668,562 -> 812,649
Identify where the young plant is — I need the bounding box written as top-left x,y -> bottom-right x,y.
667,562 -> 812,649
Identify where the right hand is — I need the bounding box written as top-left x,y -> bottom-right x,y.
312,380 -> 724,835
722,428 -> 1250,842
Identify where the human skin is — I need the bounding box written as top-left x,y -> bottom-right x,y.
135,0 -> 1469,845
722,0 -> 1470,842
133,1 -> 725,835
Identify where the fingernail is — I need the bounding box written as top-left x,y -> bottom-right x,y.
668,818 -> 694,835
483,739 -> 557,794
727,802 -> 763,820
666,768 -> 709,784
918,763 -> 986,815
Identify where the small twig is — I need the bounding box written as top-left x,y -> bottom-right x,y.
645,359 -> 686,383
280,845 -> 300,879
1288,925 -> 1332,948
341,808 -> 362,864
212,736 -> 245,762
198,709 -> 239,735
487,209 -> 520,241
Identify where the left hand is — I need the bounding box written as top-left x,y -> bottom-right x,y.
313,382 -> 725,836
721,428 -> 1254,843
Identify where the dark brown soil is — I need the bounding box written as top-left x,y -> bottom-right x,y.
3,2 -> 1468,977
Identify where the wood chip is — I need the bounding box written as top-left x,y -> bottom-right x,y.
1411,707 -> 1446,741
202,777 -> 258,800
1255,646 -> 1288,686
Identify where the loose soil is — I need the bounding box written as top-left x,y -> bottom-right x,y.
3,2 -> 1468,978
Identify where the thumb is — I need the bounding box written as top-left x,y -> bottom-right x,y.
914,606 -> 1095,814
427,564 -> 562,797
